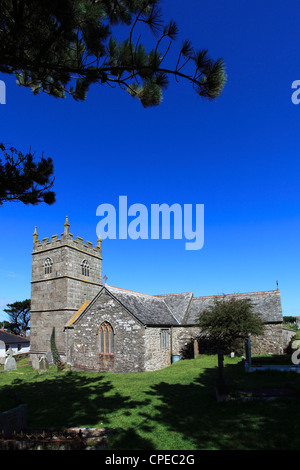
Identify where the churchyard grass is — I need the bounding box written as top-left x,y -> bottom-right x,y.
0,354 -> 300,450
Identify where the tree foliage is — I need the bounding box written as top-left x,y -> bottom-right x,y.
3,299 -> 31,335
0,0 -> 226,107
197,296 -> 265,354
0,143 -> 55,205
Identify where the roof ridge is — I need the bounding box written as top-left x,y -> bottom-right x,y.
154,292 -> 193,297
161,299 -> 181,325
0,330 -> 27,339
106,285 -> 157,298
193,289 -> 279,299
181,293 -> 196,325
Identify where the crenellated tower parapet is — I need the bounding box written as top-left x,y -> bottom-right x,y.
32,216 -> 102,258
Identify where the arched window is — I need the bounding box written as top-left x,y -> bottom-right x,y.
81,260 -> 89,276
99,322 -> 114,355
44,257 -> 53,274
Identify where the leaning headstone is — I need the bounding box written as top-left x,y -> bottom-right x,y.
38,357 -> 49,373
4,348 -> 17,371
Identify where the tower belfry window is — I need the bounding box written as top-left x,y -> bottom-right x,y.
44,257 -> 53,275
81,260 -> 89,277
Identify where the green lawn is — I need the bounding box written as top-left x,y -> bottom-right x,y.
1,354 -> 300,450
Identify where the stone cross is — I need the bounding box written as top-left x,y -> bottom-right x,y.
103,275 -> 108,284
4,348 -> 17,371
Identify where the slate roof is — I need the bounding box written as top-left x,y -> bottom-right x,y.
0,330 -> 30,344
106,286 -> 179,326
68,286 -> 283,328
106,286 -> 283,326
154,292 -> 193,324
186,290 -> 283,325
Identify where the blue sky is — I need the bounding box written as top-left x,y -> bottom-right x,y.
0,0 -> 299,321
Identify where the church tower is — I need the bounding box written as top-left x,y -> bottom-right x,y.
30,217 -> 102,367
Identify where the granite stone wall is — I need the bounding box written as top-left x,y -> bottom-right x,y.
144,327 -> 171,371
250,323 -> 283,355
172,326 -> 201,358
70,291 -> 146,373
172,324 -> 283,358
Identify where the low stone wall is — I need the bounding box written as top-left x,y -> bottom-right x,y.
0,404 -> 27,438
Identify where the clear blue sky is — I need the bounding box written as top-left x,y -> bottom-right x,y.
0,0 -> 299,321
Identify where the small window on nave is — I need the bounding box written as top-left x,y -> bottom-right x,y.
81,259 -> 89,277
44,257 -> 53,275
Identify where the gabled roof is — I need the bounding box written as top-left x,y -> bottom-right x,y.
0,330 -> 30,344
106,286 -> 179,326
66,286 -> 283,328
153,292 -> 193,324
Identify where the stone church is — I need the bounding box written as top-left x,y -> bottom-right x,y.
30,218 -> 283,372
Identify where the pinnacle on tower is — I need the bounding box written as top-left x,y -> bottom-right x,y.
64,216 -> 70,235
33,226 -> 39,245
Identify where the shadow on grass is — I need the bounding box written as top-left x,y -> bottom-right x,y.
2,358 -> 300,450
110,359 -> 300,451
140,361 -> 300,450
0,370 -> 150,431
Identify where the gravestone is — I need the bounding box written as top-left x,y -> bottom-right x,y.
193,339 -> 199,358
46,351 -> 53,365
245,337 -> 252,366
4,348 -> 17,371
215,349 -> 229,402
38,357 -> 49,373
0,340 -> 5,365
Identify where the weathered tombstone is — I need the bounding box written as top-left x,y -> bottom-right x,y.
0,340 -> 5,361
4,348 -> 17,371
38,357 -> 49,373
215,349 -> 229,402
46,350 -> 53,365
193,339 -> 199,358
245,336 -> 252,367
